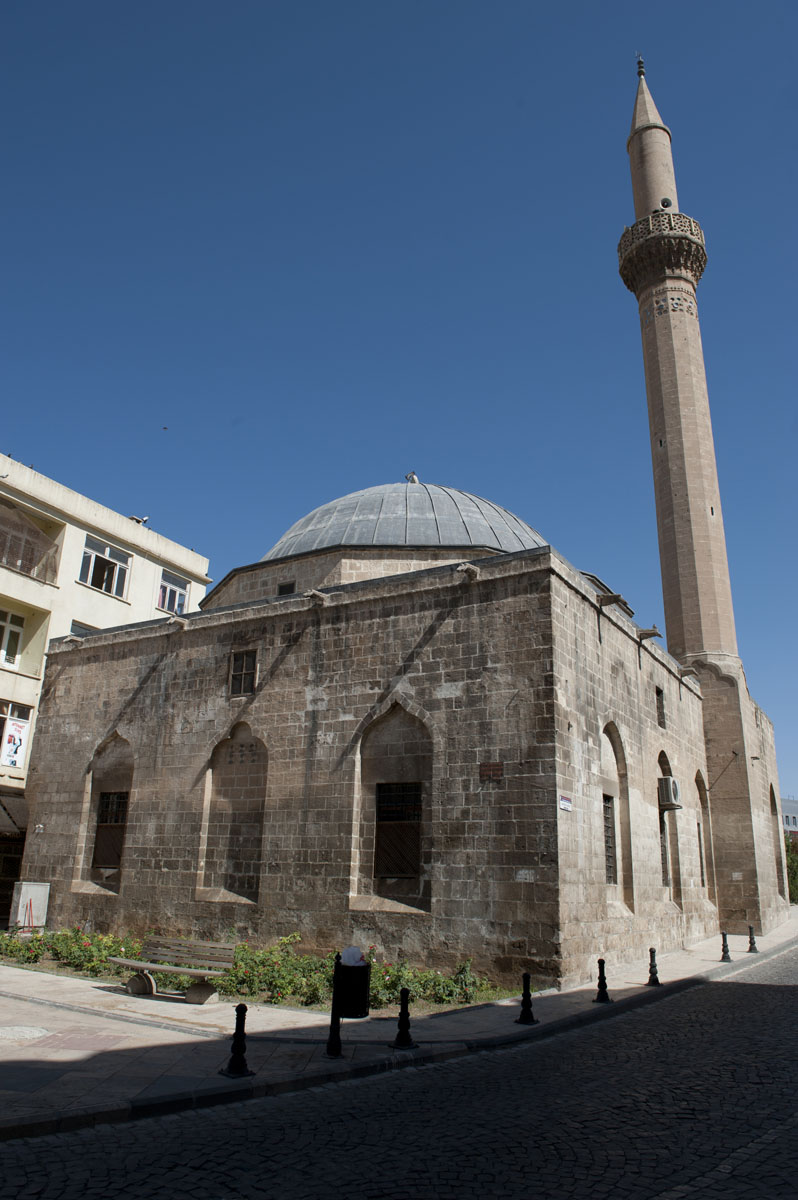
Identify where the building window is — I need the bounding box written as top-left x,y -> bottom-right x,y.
0,610 -> 25,669
230,650 -> 257,696
374,782 -> 422,878
79,536 -> 130,598
70,620 -> 98,637
0,699 -> 32,770
603,794 -> 617,884
697,820 -> 706,887
655,686 -> 666,729
91,791 -> 128,873
0,499 -> 59,584
277,581 -> 296,596
158,569 -> 189,615
659,813 -> 670,886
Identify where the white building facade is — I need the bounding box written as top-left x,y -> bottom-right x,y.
0,454 -> 209,923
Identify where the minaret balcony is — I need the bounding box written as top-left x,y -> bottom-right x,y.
618,211 -> 707,295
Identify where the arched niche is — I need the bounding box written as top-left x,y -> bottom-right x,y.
600,723 -> 634,910
88,733 -> 133,893
358,704 -> 432,910
770,785 -> 786,900
657,751 -> 682,908
695,771 -> 716,903
201,722 -> 267,903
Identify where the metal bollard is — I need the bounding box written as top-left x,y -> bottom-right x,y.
515,972 -> 539,1025
392,987 -> 418,1049
646,947 -> 661,987
720,931 -> 732,963
325,952 -> 343,1058
747,925 -> 759,953
220,1003 -> 255,1078
593,958 -> 612,1003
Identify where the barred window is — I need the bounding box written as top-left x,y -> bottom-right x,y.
659,813 -> 670,886
655,687 -> 666,729
92,791 -> 128,871
603,794 -> 617,884
374,782 -> 422,878
697,820 -> 706,888
230,650 -> 257,696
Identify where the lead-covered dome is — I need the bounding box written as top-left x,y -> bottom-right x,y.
262,482 -> 547,561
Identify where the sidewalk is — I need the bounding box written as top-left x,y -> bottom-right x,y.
2,910 -> 796,1142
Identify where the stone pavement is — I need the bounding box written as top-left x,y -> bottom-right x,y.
1,909 -> 796,1143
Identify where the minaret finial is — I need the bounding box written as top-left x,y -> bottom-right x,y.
636,55 -> 645,78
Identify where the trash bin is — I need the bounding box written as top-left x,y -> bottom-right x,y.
333,957 -> 371,1019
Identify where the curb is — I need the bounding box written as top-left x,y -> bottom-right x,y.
2,936 -> 795,1143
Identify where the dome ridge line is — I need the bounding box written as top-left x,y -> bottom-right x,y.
420,482 -> 442,545
373,488 -> 387,547
473,494 -> 505,550
446,486 -> 477,546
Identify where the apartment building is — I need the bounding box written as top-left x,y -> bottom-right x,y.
0,453 -> 209,923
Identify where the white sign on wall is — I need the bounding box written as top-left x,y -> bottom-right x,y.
1,718 -> 30,769
12,882 -> 50,929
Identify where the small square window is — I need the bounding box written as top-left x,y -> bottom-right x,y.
277,581 -> 296,596
230,650 -> 257,696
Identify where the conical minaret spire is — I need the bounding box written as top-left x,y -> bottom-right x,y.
618,67 -> 737,665
627,61 -> 679,220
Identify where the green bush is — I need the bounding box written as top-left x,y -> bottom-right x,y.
47,927 -> 141,976
785,834 -> 798,904
216,933 -> 324,1002
0,925 -> 490,1007
0,930 -> 48,963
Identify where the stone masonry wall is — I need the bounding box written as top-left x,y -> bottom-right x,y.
550,559 -> 719,986
696,661 -> 788,934
21,548 -> 736,985
204,548 -> 496,610
23,551 -> 562,984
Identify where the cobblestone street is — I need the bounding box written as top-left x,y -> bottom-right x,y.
3,946 -> 797,1200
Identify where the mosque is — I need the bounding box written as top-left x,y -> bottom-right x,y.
17,67 -> 787,986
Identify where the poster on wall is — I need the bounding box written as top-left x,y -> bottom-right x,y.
1,717 -> 30,769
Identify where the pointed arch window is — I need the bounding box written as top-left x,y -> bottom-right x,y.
600,724 -> 634,910
198,722 -> 267,903
358,705 -> 432,911
87,735 -> 134,893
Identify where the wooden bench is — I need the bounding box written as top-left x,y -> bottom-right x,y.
109,936 -> 236,1005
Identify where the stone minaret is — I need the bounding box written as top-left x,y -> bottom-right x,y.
618,60 -> 737,668
618,61 -> 788,932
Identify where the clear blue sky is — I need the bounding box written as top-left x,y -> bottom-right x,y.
2,2 -> 796,794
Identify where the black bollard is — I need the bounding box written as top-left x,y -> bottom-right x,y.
593,958 -> 612,1003
748,925 -> 759,953
646,947 -> 661,987
720,931 -> 732,963
220,1003 -> 255,1078
325,952 -> 343,1058
392,987 -> 418,1049
515,972 -> 539,1025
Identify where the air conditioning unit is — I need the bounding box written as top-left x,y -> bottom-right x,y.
658,777 -> 682,811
